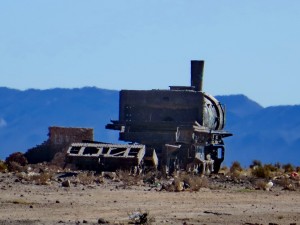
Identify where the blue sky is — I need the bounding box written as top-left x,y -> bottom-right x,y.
1,1 -> 299,107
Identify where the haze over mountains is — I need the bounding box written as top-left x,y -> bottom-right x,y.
0,87 -> 299,166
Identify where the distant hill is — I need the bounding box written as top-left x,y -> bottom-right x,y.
219,95 -> 300,166
0,87 -> 299,167
0,87 -> 119,160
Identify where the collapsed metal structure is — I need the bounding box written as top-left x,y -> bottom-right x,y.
67,60 -> 232,174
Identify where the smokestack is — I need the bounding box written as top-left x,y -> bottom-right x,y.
191,60 -> 204,92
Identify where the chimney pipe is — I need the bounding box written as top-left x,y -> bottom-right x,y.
191,60 -> 204,92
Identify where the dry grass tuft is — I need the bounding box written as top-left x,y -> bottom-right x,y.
0,161 -> 8,172
276,177 -> 296,191
230,161 -> 243,173
229,161 -> 244,179
17,172 -> 53,185
178,173 -> 209,191
30,173 -> 53,185
250,160 -> 262,168
76,172 -> 97,185
161,173 -> 209,192
255,179 -> 267,190
282,163 -> 295,173
116,170 -> 143,187
251,166 -> 271,179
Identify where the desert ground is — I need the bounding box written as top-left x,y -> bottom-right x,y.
0,168 -> 300,225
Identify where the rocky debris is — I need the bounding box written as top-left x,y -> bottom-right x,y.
128,211 -> 149,224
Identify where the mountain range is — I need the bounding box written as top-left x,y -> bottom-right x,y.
0,87 -> 299,167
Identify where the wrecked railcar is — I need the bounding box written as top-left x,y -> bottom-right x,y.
66,142 -> 158,171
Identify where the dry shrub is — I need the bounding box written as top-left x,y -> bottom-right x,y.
229,161 -> 244,179
230,161 -> 243,173
282,163 -> 295,173
0,161 -> 8,172
6,152 -> 28,172
29,172 -> 53,185
250,160 -> 262,168
219,166 -> 229,175
77,172 -> 96,185
18,172 -> 53,185
161,173 -> 209,192
116,170 -> 143,186
255,179 -> 267,190
264,164 -> 279,172
178,173 -> 209,191
277,177 -> 296,191
251,166 -> 271,178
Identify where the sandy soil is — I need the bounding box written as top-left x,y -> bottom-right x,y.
0,172 -> 299,225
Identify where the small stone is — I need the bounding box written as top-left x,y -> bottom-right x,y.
62,180 -> 71,187
56,200 -> 60,203
98,218 -> 108,224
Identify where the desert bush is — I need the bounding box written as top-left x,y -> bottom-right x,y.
250,160 -> 262,168
264,163 -> 279,172
255,179 -> 267,190
6,152 -> 28,172
229,161 -> 243,179
17,171 -> 53,185
296,166 -> 300,173
251,165 -> 271,178
77,172 -> 96,185
277,177 -> 296,191
230,161 -> 243,173
187,175 -> 209,191
116,170 -> 143,186
282,163 -> 294,173
0,161 -> 8,172
176,173 -> 209,191
29,172 -> 53,185
219,165 -> 229,173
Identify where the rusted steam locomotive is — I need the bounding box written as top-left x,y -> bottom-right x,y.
67,60 -> 232,174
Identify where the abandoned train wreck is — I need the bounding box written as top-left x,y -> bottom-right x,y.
66,60 -> 232,174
